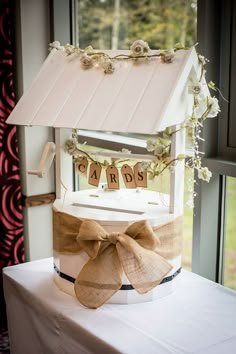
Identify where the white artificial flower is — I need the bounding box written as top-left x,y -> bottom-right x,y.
160,49 -> 175,63
154,145 -> 165,157
80,54 -> 93,69
130,40 -> 150,57
64,138 -> 78,155
189,80 -> 202,96
198,167 -> 212,182
185,116 -> 198,128
198,55 -> 209,65
139,161 -> 150,172
207,96 -> 221,117
146,139 -> 155,152
64,44 -> 75,55
102,60 -> 114,74
195,96 -> 220,119
49,41 -> 61,51
121,148 -> 131,154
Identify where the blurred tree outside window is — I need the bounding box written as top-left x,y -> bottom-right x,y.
77,0 -> 197,50
224,177 -> 236,290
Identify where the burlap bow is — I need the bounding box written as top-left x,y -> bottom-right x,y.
53,209 -> 182,308
74,219 -> 173,308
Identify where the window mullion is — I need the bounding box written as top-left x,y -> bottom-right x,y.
50,0 -> 72,44
217,175 -> 227,284
192,173 -> 221,281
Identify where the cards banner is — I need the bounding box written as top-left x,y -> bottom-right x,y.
75,158 -> 147,189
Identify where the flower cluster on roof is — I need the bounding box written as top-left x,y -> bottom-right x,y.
49,39 -> 183,74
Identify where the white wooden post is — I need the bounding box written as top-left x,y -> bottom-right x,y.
55,128 -> 73,200
169,124 -> 186,215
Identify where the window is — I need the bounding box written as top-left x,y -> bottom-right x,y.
192,0 -> 236,287
77,0 -> 197,49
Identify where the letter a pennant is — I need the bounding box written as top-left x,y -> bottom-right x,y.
89,162 -> 102,187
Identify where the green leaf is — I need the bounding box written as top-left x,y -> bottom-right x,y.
174,43 -> 189,50
84,45 -> 94,54
208,81 -> 217,91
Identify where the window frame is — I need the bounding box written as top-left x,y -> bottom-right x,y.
193,0 -> 236,283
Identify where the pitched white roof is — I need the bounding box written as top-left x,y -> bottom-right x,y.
7,47 -> 202,134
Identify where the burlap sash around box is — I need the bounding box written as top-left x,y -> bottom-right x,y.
53,208 -> 182,308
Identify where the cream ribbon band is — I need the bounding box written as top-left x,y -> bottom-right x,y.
53,208 -> 182,308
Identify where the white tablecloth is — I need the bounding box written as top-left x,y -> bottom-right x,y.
3,258 -> 236,354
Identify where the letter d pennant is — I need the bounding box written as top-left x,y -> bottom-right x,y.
121,164 -> 136,188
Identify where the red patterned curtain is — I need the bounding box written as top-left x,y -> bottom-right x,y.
0,0 -> 24,327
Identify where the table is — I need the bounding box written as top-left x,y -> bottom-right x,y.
3,258 -> 236,354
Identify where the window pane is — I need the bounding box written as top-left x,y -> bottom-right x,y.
224,177 -> 236,290
77,0 -> 197,49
